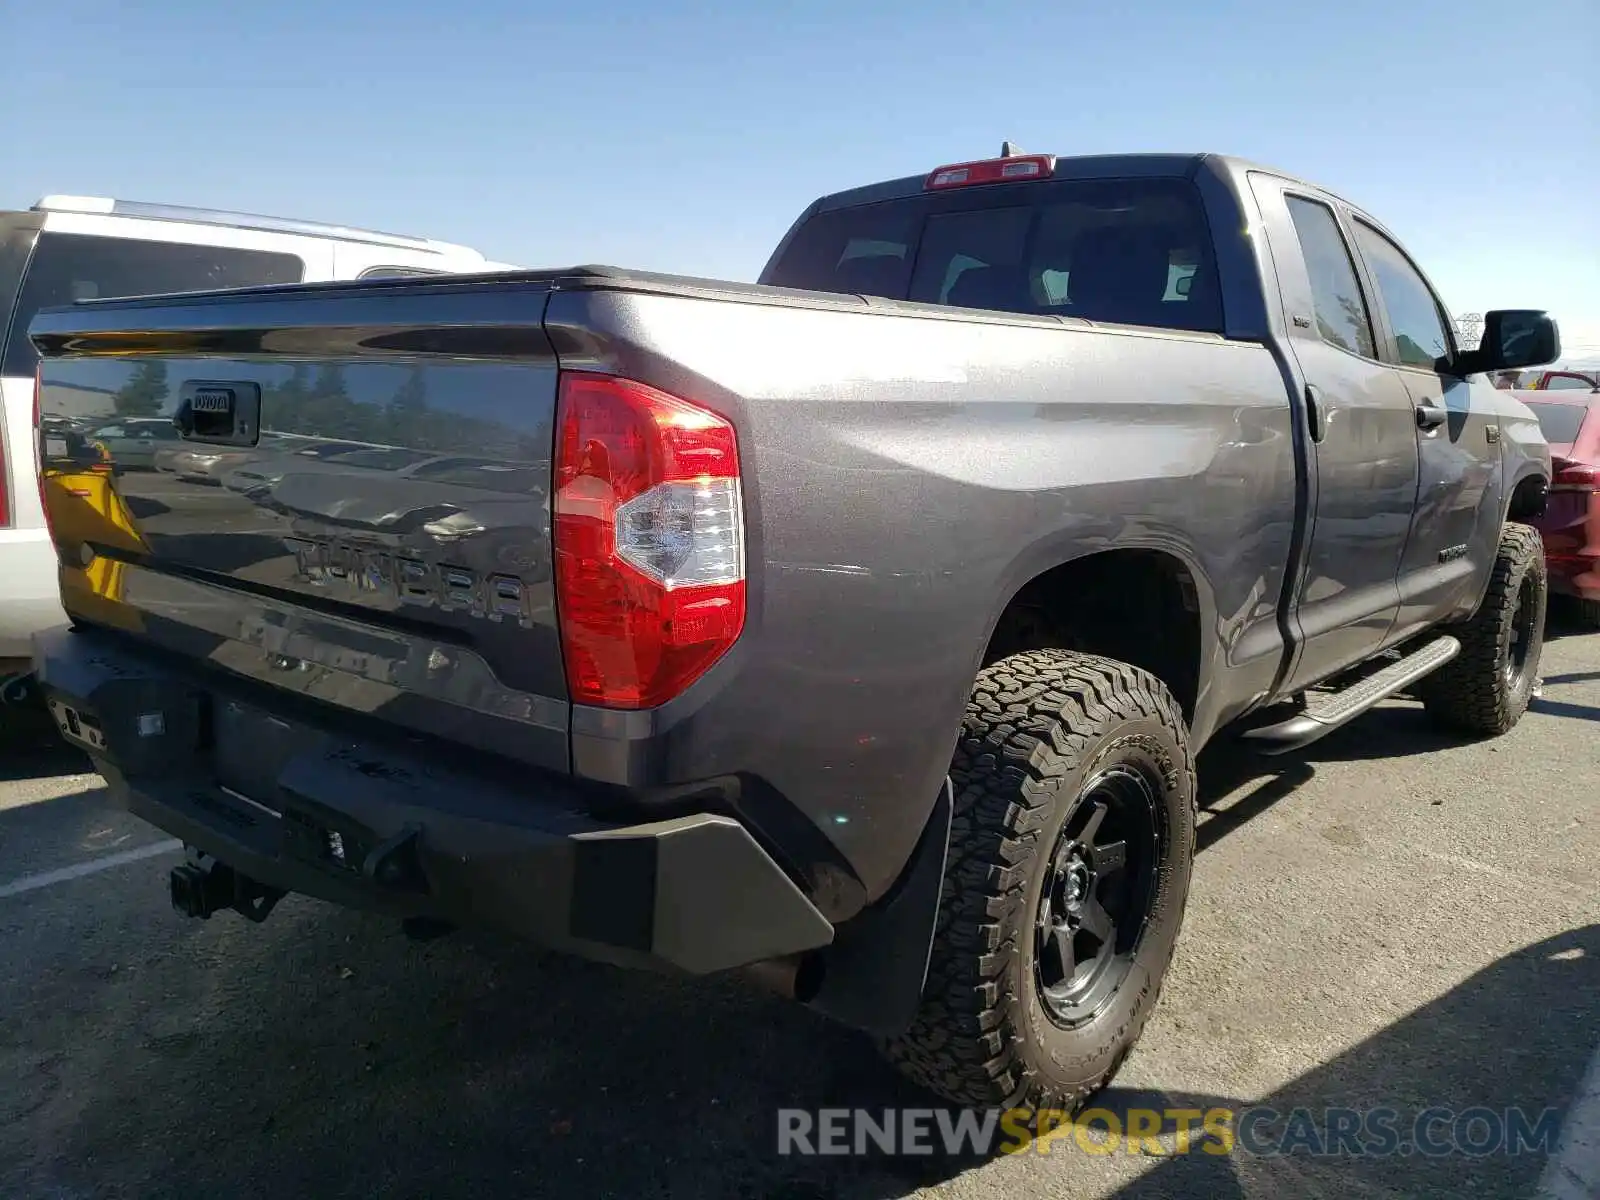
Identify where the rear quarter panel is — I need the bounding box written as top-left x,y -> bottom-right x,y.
548,287 -> 1297,908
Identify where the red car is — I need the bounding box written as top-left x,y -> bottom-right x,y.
1525,369 -> 1598,391
1523,387 -> 1600,624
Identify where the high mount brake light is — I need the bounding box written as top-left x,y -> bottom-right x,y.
924,154 -> 1056,190
553,372 -> 746,709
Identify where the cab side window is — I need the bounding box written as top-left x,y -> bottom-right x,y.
1351,222 -> 1453,369
1285,196 -> 1376,359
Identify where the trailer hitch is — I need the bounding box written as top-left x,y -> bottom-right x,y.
170,855 -> 284,923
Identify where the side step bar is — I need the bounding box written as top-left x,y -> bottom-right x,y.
1244,635 -> 1461,755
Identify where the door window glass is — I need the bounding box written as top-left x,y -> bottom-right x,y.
1285,196 -> 1376,358
1352,222 -> 1453,369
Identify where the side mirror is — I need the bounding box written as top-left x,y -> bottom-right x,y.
1452,309 -> 1561,377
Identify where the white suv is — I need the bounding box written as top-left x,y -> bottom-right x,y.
0,195 -> 516,667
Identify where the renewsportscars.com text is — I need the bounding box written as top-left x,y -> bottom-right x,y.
775,1105 -> 1563,1159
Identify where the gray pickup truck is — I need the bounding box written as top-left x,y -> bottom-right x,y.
28,150 -> 1559,1116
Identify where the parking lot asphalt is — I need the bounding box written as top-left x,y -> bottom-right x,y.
1,609 -> 1597,1200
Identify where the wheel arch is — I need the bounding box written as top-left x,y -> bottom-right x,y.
1505,464 -> 1550,523
978,541 -> 1216,728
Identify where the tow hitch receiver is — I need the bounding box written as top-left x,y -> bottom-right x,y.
170,855 -> 284,923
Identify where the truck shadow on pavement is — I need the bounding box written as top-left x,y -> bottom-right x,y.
1546,597 -> 1597,642
12,899 -> 1592,1200
1194,596 -> 1599,848
4,893 -> 939,1200
1192,706 -> 1468,855
1093,922 -> 1599,1200
0,742 -> 91,784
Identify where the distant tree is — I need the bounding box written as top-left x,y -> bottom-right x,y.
309,364 -> 350,404
307,364 -> 368,439
387,368 -> 428,440
268,365 -> 312,434
113,361 -> 168,417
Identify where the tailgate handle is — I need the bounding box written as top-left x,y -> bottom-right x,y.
174,380 -> 261,446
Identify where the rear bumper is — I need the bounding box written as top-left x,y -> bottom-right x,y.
30,625 -> 834,975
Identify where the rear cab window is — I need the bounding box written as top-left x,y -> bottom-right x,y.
765,177 -> 1223,334
2,232 -> 304,378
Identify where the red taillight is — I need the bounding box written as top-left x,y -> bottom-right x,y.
1552,458 -> 1599,492
0,368 -> 19,529
553,372 -> 746,709
925,154 -> 1056,190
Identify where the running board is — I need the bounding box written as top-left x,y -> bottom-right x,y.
1243,635 -> 1461,755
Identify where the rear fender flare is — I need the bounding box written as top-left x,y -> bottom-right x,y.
976,530 -> 1222,734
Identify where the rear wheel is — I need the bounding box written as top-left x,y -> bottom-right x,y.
1419,523 -> 1547,736
879,649 -> 1195,1115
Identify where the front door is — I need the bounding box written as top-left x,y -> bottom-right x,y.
1250,177 -> 1421,693
1344,218 -> 1504,640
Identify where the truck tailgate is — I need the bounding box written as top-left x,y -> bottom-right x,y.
31,278 -> 569,771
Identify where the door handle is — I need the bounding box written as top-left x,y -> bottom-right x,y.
1305,384 -> 1327,442
1415,401 -> 1447,430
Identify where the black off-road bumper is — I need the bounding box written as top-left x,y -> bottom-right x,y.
30,626 -> 835,975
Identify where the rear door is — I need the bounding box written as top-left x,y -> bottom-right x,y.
1248,176 -> 1420,692
1345,217 -> 1504,638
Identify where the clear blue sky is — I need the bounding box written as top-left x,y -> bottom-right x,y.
5,0 -> 1597,359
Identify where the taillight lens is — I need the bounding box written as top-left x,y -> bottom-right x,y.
1552,458 -> 1599,492
0,369 -> 18,529
553,372 -> 745,709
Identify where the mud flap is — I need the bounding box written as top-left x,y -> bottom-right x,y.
803,776 -> 953,1037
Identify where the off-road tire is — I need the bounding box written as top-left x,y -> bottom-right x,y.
1419,523 -> 1547,736
879,649 -> 1196,1115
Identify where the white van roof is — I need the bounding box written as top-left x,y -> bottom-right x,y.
31,195 -> 483,259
